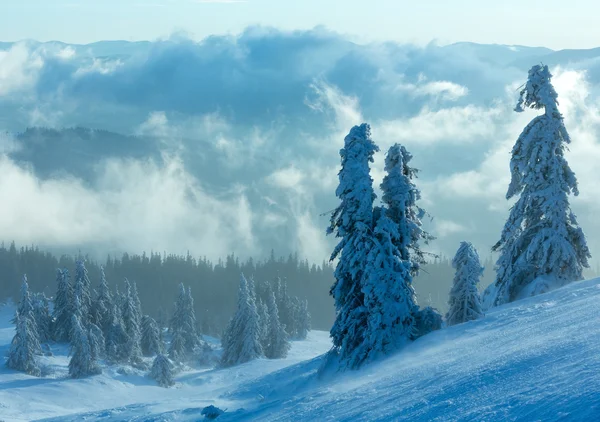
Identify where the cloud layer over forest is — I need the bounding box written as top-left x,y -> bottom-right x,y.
2,27 -> 600,266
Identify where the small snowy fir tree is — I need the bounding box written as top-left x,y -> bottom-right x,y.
150,354 -> 174,388
360,206 -> 418,364
6,311 -> 41,376
264,290 -> 290,359
121,279 -> 143,364
296,299 -> 311,340
68,314 -> 101,378
74,260 -> 93,327
220,274 -> 263,367
326,123 -> 378,368
380,143 -> 434,276
489,64 -> 591,306
88,322 -> 106,361
105,302 -> 129,363
52,268 -> 73,342
91,266 -> 113,337
168,284 -> 202,361
32,292 -> 52,344
256,297 -> 269,350
141,315 -> 163,356
445,242 -> 484,326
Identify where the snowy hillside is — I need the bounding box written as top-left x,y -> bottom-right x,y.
2,278 -> 600,421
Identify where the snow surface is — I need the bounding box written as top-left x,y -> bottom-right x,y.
2,278 -> 600,421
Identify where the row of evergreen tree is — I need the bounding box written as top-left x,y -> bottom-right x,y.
325,64 -> 592,370
5,259 -> 312,385
0,244 -> 333,333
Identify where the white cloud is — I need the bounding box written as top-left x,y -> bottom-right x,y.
435,219 -> 468,237
0,153 -> 257,261
396,76 -> 469,101
0,43 -> 43,96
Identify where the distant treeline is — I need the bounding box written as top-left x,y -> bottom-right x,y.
0,242 -> 335,334
2,242 -> 595,334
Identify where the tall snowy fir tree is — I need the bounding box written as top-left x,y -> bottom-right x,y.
380,143 -> 434,276
296,299 -> 311,340
13,276 -> 38,334
69,314 -> 101,378
264,290 -> 290,359
150,354 -> 174,388
488,64 -> 591,306
360,206 -> 418,363
88,322 -> 106,361
91,266 -> 113,337
32,292 -> 51,344
6,311 -> 41,376
220,274 -> 263,367
446,242 -> 484,326
105,302 -> 129,363
74,260 -> 93,326
256,297 -> 269,350
168,284 -> 202,361
121,279 -> 143,364
141,315 -> 163,357
53,268 -> 73,342
326,123 -> 378,369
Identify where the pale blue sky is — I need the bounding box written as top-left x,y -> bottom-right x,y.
1,0 -> 599,49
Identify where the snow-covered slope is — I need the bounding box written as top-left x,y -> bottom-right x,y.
2,278 -> 600,421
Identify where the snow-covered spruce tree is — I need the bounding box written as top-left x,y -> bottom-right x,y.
105,302 -> 129,363
6,311 -> 41,376
88,322 -> 106,361
445,241 -> 484,326
121,279 -> 143,364
360,206 -> 418,363
256,297 -> 269,351
141,315 -> 163,356
264,290 -> 290,359
489,64 -> 591,306
168,284 -> 202,361
68,314 -> 101,378
74,260 -> 93,327
53,268 -> 73,342
91,266 -> 113,337
326,123 -> 378,369
183,286 -> 202,354
13,276 -> 39,335
32,292 -> 52,344
380,143 -> 434,276
296,299 -> 311,340
220,274 -> 263,367
150,354 -> 174,388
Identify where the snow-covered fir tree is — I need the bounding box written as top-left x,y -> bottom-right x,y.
380,143 -> 434,276
168,284 -> 202,361
88,322 -> 106,361
141,315 -> 163,357
326,123 -> 378,368
32,292 -> 52,343
150,354 -> 174,388
296,299 -> 311,340
13,276 -> 39,337
53,268 -> 73,342
91,266 -> 113,338
105,302 -> 129,363
489,64 -> 591,306
256,297 -> 269,350
360,206 -> 418,363
68,314 -> 101,378
74,260 -> 93,326
264,290 -> 290,359
220,274 -> 263,367
121,279 -> 143,364
6,311 -> 41,376
445,241 -> 484,326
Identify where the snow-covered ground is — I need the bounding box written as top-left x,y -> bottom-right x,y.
2,278 -> 600,421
